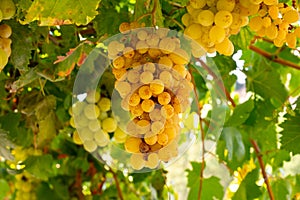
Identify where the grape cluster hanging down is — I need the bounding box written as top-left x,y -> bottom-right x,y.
182,0 -> 299,56
0,0 -> 15,71
108,24 -> 194,170
69,90 -> 118,153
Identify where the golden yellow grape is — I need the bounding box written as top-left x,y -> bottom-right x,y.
138,85 -> 152,99
184,23 -> 202,40
209,25 -> 226,44
102,117 -> 117,133
0,48 -> 8,71
214,10 -> 233,28
0,24 -> 12,38
283,9 -> 299,24
149,79 -> 164,95
128,93 -> 141,107
197,10 -> 215,26
141,99 -> 155,113
125,137 -> 142,153
158,92 -> 171,105
129,153 -> 145,170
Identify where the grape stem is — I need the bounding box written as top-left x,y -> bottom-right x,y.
165,16 -> 185,30
250,139 -> 275,200
196,58 -> 236,107
136,0 -> 158,26
108,167 -> 124,200
189,67 -> 205,200
249,41 -> 300,71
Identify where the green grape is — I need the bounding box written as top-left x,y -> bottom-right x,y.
114,127 -> 127,143
98,97 -> 111,112
78,127 -> 94,141
214,10 -> 233,28
98,111 -> 108,120
94,130 -> 110,147
129,153 -> 145,170
85,90 -> 100,103
197,10 -> 215,26
83,104 -> 100,119
0,0 -> 16,20
83,140 -> 97,152
72,101 -> 86,116
102,117 -> 117,133
88,119 -> 101,132
74,113 -> 89,128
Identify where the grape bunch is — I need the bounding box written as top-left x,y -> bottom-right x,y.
0,23 -> 12,71
0,0 -> 15,71
70,90 -> 118,153
248,1 -> 300,48
15,171 -> 38,200
107,26 -> 194,170
182,0 -> 257,56
182,0 -> 299,56
7,146 -> 42,168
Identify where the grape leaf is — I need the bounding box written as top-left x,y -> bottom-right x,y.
246,59 -> 288,105
232,169 -> 262,200
272,179 -> 290,200
54,41 -> 93,77
280,101 -> 300,154
221,127 -> 246,162
0,179 -> 9,199
230,26 -> 254,50
23,0 -> 101,26
24,155 -> 54,180
11,68 -> 39,92
225,99 -> 254,127
37,111 -> 57,148
10,22 -> 35,72
186,162 -> 224,200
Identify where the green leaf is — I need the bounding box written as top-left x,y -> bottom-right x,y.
10,22 -> 35,72
23,0 -> 101,25
221,127 -> 246,162
11,68 -> 39,92
37,111 -> 57,148
186,162 -> 223,200
0,129 -> 14,160
230,26 -> 254,50
280,102 -> 300,154
24,154 -> 54,180
272,179 -> 290,200
232,169 -> 262,200
226,99 -> 254,127
246,59 -> 288,105
0,179 -> 10,199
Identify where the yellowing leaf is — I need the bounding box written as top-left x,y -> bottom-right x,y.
22,0 -> 101,26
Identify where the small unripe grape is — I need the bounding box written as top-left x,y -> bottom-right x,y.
114,127 -> 127,143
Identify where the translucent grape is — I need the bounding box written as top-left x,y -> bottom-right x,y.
84,104 -> 100,119
83,140 -> 97,152
130,153 -> 145,170
94,130 -> 110,147
140,71 -> 154,84
145,153 -> 159,169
